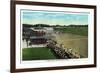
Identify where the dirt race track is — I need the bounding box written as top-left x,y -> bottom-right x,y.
53,33 -> 88,58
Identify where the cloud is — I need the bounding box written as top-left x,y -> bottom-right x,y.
22,10 -> 88,25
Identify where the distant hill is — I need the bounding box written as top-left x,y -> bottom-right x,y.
32,24 -> 51,27
68,25 -> 88,27
23,24 -> 51,28
23,24 -> 34,28
23,24 -> 88,28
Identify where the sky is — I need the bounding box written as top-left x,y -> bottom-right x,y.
21,10 -> 89,26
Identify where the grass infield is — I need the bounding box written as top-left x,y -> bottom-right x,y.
22,47 -> 57,60
54,27 -> 88,36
